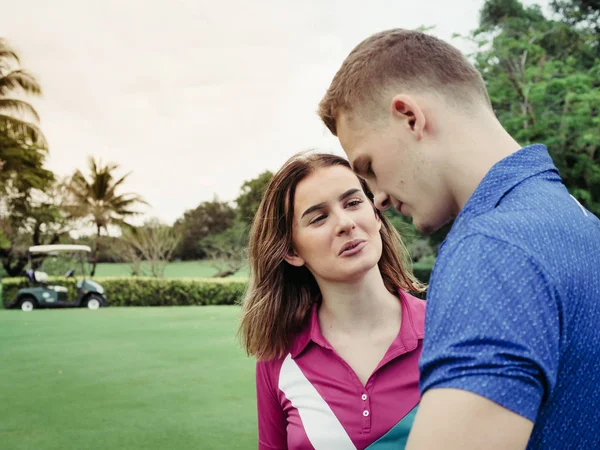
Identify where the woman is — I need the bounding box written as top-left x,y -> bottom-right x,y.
239,152 -> 426,450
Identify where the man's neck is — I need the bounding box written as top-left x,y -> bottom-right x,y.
443,114 -> 522,211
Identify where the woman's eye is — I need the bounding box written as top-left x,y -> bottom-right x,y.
346,199 -> 363,208
310,215 -> 326,225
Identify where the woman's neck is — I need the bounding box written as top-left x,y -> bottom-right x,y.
316,268 -> 402,335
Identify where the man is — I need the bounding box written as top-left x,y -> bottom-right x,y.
318,29 -> 600,449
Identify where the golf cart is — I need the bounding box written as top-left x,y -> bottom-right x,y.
7,244 -> 108,312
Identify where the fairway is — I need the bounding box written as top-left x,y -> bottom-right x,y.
0,306 -> 257,450
94,261 -> 250,279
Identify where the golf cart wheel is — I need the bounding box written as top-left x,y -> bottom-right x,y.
85,295 -> 103,310
20,297 -> 36,312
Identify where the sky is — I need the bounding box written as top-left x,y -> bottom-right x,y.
1,0 -> 550,225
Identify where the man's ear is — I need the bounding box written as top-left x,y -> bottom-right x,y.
284,250 -> 305,267
390,94 -> 426,141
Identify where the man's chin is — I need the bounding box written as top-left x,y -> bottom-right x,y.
413,215 -> 454,236
414,222 -> 435,236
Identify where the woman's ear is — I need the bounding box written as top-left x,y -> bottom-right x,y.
284,249 -> 305,267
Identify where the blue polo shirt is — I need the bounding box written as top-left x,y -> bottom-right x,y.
420,144 -> 600,449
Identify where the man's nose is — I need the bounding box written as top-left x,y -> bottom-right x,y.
373,191 -> 391,212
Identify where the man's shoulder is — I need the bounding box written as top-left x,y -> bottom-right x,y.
438,228 -> 529,267
444,191 -> 599,263
431,229 -> 551,305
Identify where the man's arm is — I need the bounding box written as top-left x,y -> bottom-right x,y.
407,388 -> 533,450
413,234 -> 561,450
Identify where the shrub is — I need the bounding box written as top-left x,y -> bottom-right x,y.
2,276 -> 247,308
2,264 -> 434,308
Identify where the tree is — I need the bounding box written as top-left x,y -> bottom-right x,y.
0,38 -> 46,147
552,0 -> 600,38
173,197 -> 236,260
197,219 -> 248,277
119,219 -> 181,278
0,180 -> 71,276
0,39 -> 55,276
479,0 -> 545,27
0,218 -> 30,276
235,171 -> 273,223
110,236 -> 143,276
27,180 -> 73,245
0,144 -> 56,276
466,0 -> 600,215
66,156 -> 147,276
0,134 -> 52,197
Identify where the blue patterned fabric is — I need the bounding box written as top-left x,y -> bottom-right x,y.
420,144 -> 600,449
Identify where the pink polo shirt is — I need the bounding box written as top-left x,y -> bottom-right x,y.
255,291 -> 426,450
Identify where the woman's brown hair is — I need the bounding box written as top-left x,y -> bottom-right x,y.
238,152 -> 425,361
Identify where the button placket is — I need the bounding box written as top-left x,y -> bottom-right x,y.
361,391 -> 371,431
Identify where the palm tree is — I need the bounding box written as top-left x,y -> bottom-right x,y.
67,156 -> 148,276
0,38 -> 46,147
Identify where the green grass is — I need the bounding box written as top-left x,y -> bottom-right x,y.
0,306 -> 257,450
95,260 -> 249,278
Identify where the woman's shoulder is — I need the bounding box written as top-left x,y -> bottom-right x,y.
255,351 -> 294,395
400,290 -> 427,336
256,351 -> 291,376
402,291 -> 426,310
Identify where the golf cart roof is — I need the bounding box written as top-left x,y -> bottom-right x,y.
28,245 -> 92,255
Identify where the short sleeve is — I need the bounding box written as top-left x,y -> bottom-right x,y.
420,234 -> 561,421
256,360 -> 288,450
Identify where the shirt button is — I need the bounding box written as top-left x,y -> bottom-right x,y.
361,394 -> 368,401
363,410 -> 369,417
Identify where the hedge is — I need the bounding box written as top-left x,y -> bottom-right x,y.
1,264 -> 433,308
1,277 -> 247,308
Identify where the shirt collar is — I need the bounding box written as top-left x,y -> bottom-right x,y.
290,303 -> 329,359
290,290 -> 425,359
454,144 -> 559,225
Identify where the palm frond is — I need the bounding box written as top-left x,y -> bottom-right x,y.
109,195 -> 148,212
0,39 -> 19,65
0,98 -> 41,122
110,217 -> 135,231
87,155 -> 99,177
0,114 -> 47,148
0,70 -> 41,96
105,171 -> 132,198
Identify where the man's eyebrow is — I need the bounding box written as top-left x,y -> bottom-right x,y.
301,188 -> 362,219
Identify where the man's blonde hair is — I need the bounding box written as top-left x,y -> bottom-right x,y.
318,29 -> 491,135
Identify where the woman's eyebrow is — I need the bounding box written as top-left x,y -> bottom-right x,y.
301,188 -> 362,219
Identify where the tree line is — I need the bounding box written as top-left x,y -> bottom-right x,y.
1,0 -> 598,278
